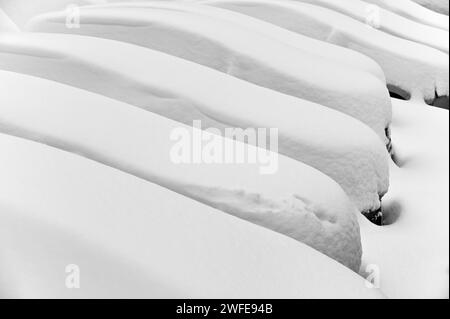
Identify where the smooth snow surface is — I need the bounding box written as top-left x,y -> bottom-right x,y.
290,0 -> 449,53
0,33 -> 391,215
0,8 -> 18,31
0,70 -> 364,271
0,0 -> 447,299
101,0 -> 387,80
26,2 -> 393,137
360,99 -> 449,298
364,0 -> 449,31
412,0 -> 449,14
0,133 -> 384,299
0,0 -> 107,28
203,0 -> 449,102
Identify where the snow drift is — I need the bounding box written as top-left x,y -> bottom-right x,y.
0,33 -> 391,216
412,0 -> 449,15
364,0 -> 449,31
0,0 -> 108,28
289,0 -> 449,53
0,133 -> 385,298
26,2 -> 393,139
0,70 -> 365,271
102,0 -> 387,80
202,0 -> 449,103
360,99 -> 449,298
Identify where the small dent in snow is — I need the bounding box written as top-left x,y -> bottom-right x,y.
185,185 -> 338,226
180,184 -> 362,272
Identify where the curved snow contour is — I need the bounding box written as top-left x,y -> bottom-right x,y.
0,71 -> 364,271
0,0 -> 108,28
79,0 -> 387,80
411,0 -> 449,15
26,3 -> 392,140
0,8 -> 19,32
364,0 -> 449,31
0,33 -> 390,215
290,0 -> 449,53
0,134 -> 385,298
202,0 -> 449,103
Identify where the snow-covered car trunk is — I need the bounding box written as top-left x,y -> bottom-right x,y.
0,34 -> 391,218
26,2 -> 393,141
201,0 -> 449,104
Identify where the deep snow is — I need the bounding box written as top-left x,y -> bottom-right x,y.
0,0 -> 107,28
0,0 -> 447,299
0,133 -> 384,299
26,2 -> 393,139
0,70 -> 365,271
364,0 -> 449,31
412,0 -> 449,14
202,0 -> 449,102
0,33 -> 391,215
103,0 -> 387,80
360,98 -> 449,298
0,8 -> 18,31
289,0 -> 449,53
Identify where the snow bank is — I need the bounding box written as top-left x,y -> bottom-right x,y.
203,0 -> 449,102
0,34 -> 390,215
0,134 -> 385,299
359,99 -> 449,298
364,0 -> 449,31
26,2 -> 392,139
98,0 -> 387,80
289,0 -> 449,53
412,0 -> 449,14
0,0 -> 107,28
0,70 -> 365,271
0,8 -> 18,32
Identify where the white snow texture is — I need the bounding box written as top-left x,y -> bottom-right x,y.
0,0 -> 448,299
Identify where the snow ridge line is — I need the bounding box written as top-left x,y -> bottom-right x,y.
0,116 -> 362,272
0,33 -> 390,215
201,0 -> 449,103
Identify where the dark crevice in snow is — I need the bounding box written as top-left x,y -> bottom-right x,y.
385,126 -> 393,155
391,151 -> 403,168
387,84 -> 411,101
362,206 -> 383,226
426,91 -> 449,110
362,194 -> 386,226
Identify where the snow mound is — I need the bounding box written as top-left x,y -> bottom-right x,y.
26,2 -> 393,139
203,0 -> 449,102
412,0 -> 449,14
0,133 -> 385,298
364,0 -> 449,31
0,0 -> 107,28
289,0 -> 449,53
97,0 -> 387,80
0,8 -> 18,32
0,34 -> 391,215
360,99 -> 449,298
0,70 -> 364,271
